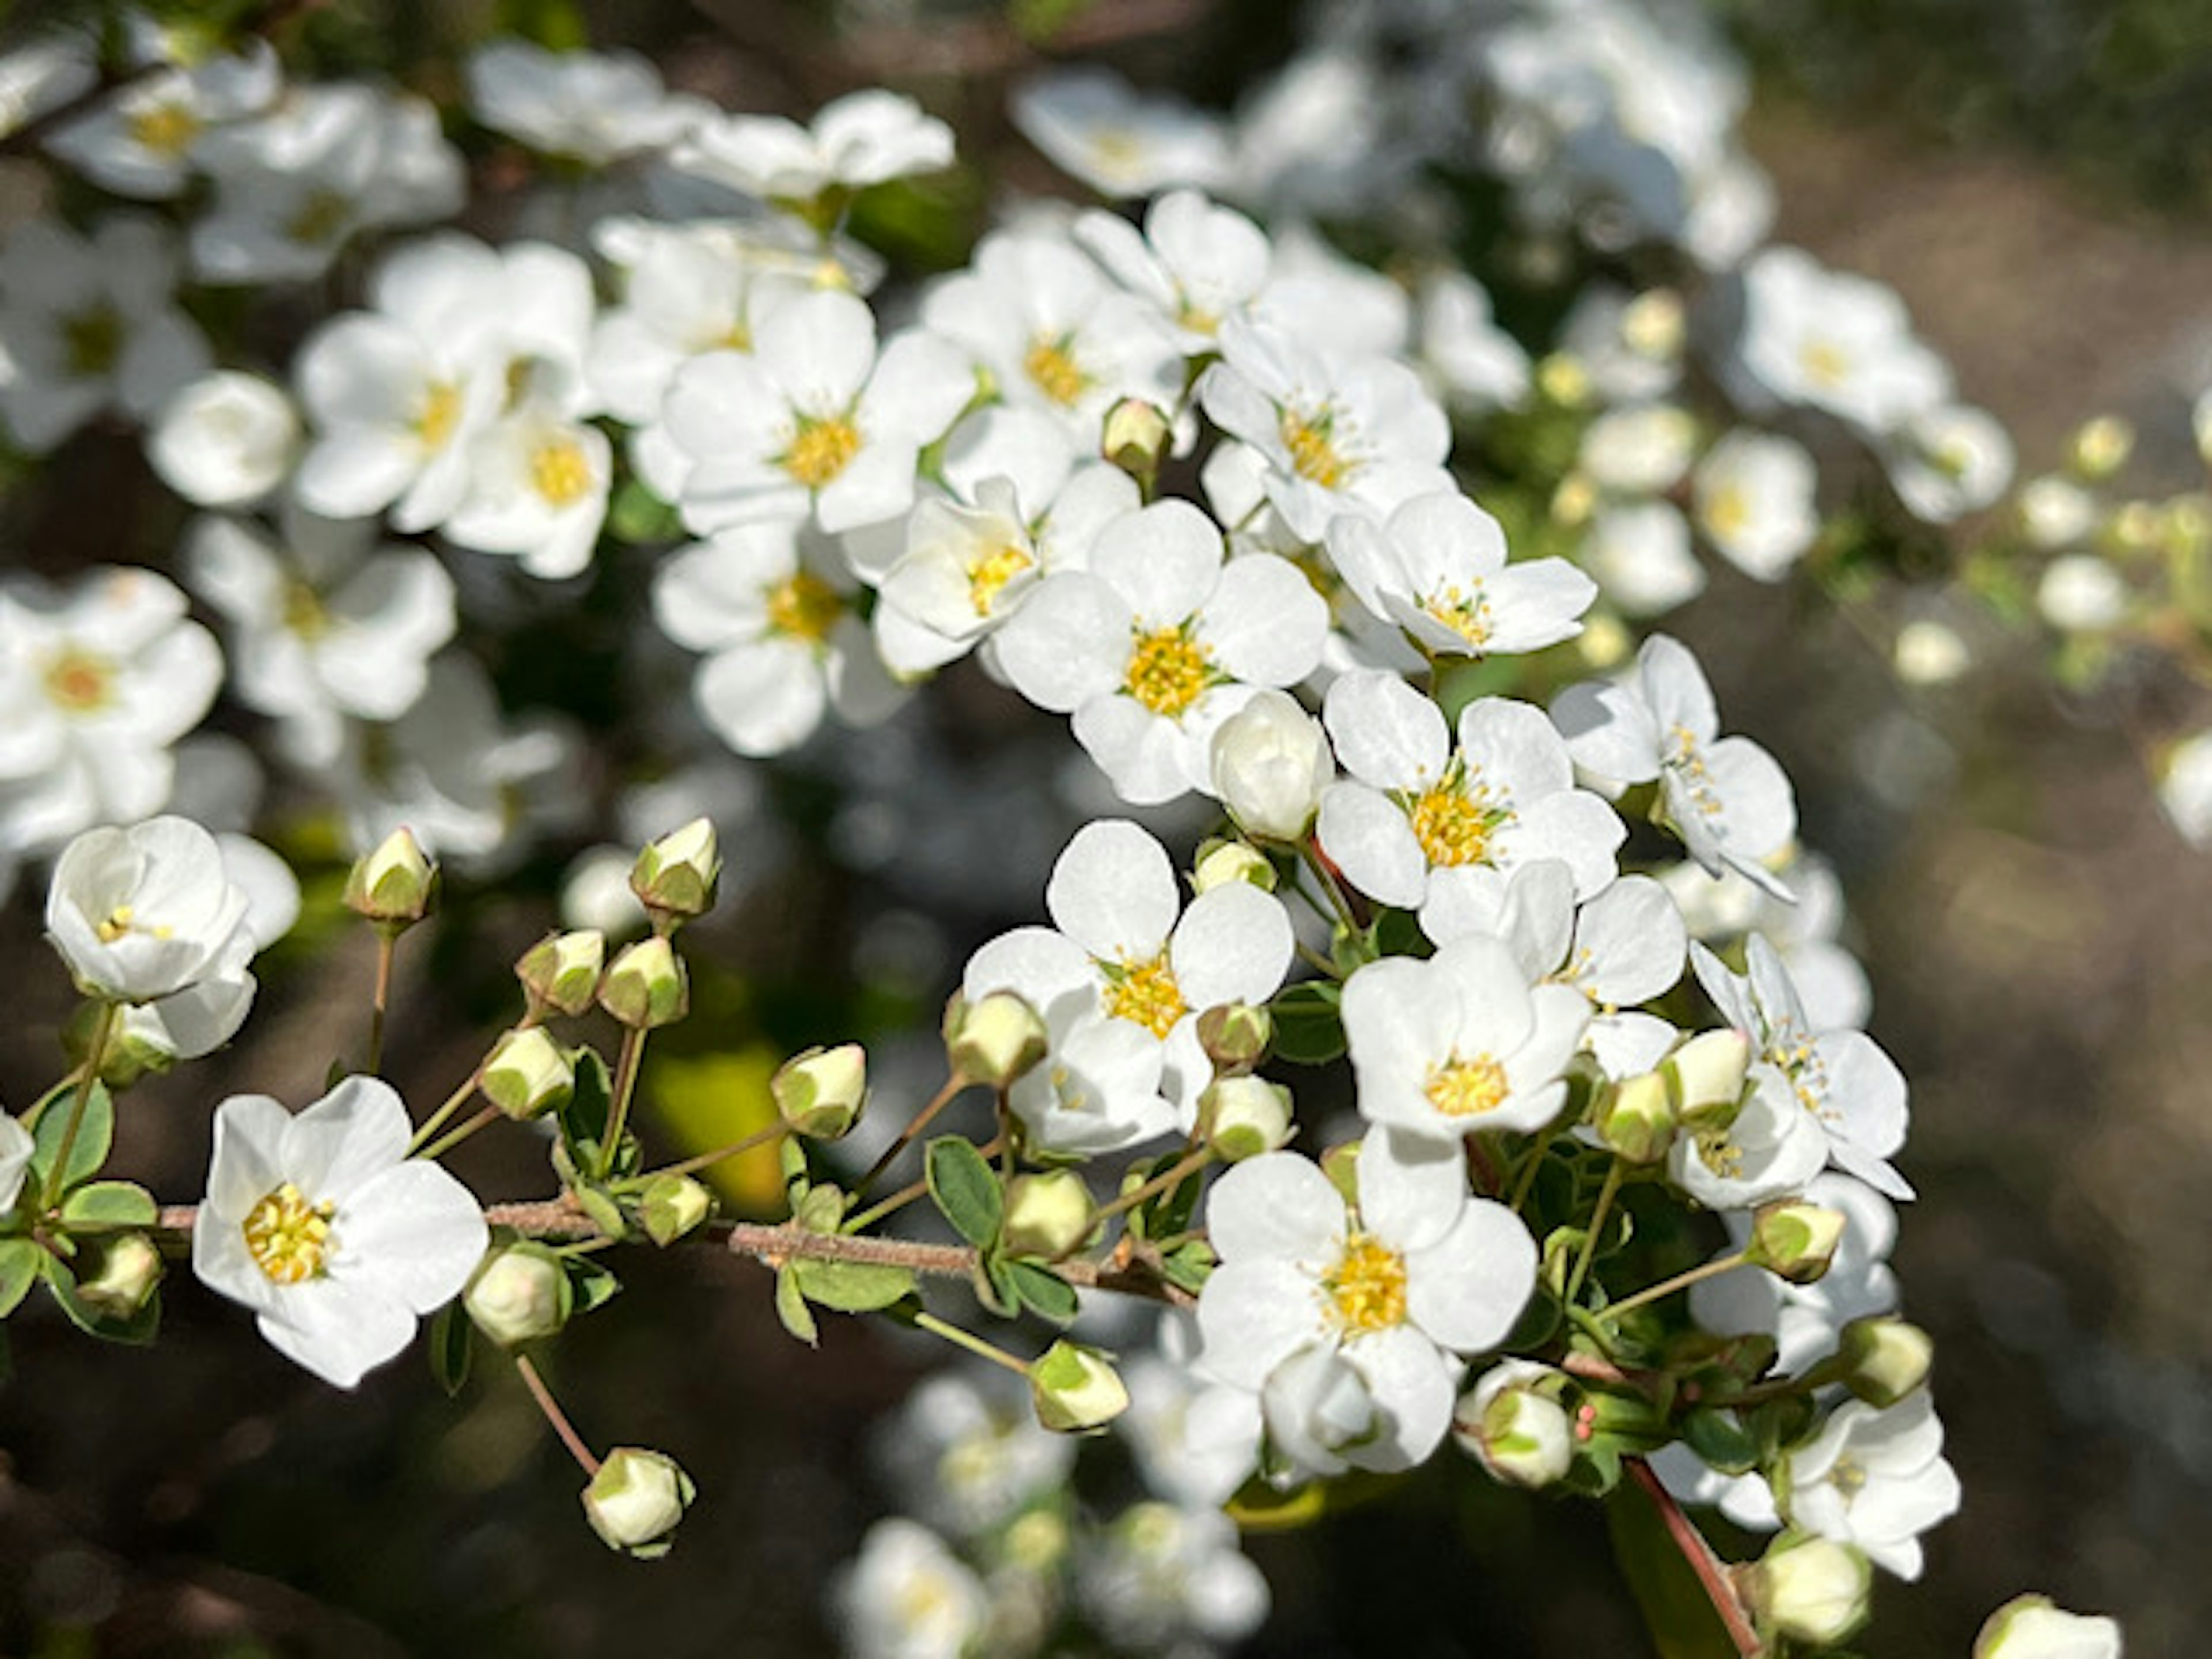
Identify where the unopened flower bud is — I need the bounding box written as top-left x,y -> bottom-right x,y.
1837,1315 -> 1934,1408
1196,1002 -> 1271,1074
1001,1170 -> 1094,1260
1190,839 -> 1275,894
1536,351 -> 1590,408
2067,415 -> 2133,482
1210,690 -> 1331,842
1030,1340 -> 1128,1433
772,1043 -> 868,1139
583,1446 -> 695,1559
1745,1533 -> 1872,1647
1745,1200 -> 1846,1284
642,1173 -> 713,1246
480,1027 -> 575,1121
1200,1075 -> 1294,1161
1102,396 -> 1171,479
599,937 -> 688,1029
73,1232 -> 162,1320
1596,1070 -> 1675,1164
518,929 -> 605,1016
1453,1360 -> 1572,1489
630,817 -> 721,924
1620,289 -> 1685,361
465,1241 -> 569,1346
343,827 -> 437,927
1974,1594 -> 2124,1659
944,991 -> 1048,1087
1664,1029 -> 1751,1129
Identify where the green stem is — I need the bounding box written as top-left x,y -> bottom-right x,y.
407,1011 -> 540,1157
596,1024 -> 650,1181
911,1311 -> 1032,1380
1097,1146 -> 1214,1224
853,1070 -> 969,1197
1507,1137 -> 1549,1215
1566,1160 -> 1624,1305
514,1353 -> 600,1476
1297,839 -> 1361,934
648,1119 -> 793,1184
1599,1249 -> 1750,1324
43,1000 -> 119,1210
418,1104 -> 501,1164
366,927 -> 397,1076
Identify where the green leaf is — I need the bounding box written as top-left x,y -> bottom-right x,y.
1681,1406 -> 1759,1476
27,1078 -> 113,1196
1267,982 -> 1346,1065
557,1047 -> 613,1168
573,1183 -> 629,1241
1001,1259 -> 1079,1324
1160,1238 -> 1217,1295
774,1267 -> 819,1346
59,1180 -> 156,1229
977,1253 -> 1017,1319
789,1257 -> 917,1313
605,475 -> 684,545
0,1239 -> 40,1319
926,1136 -> 1002,1249
563,1254 -> 622,1316
794,1184 -> 846,1235
428,1302 -> 473,1397
1604,1477 -> 1740,1659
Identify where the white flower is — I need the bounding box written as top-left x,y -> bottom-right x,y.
45,816 -> 250,1003
43,24 -> 278,199
994,500 -> 1328,805
441,366 -> 612,581
673,88 -> 953,204
1197,1135 -> 1536,1478
1077,1502 -> 1271,1650
1120,1310 -> 1265,1510
1736,247 -> 1950,435
1693,429 -> 1819,582
1010,69 -> 1231,199
1327,490 -> 1596,659
1581,500 -> 1706,618
1660,853 -> 1871,1031
2036,554 -> 2127,634
1552,633 -> 1797,895
192,1075 -> 488,1388
835,1518 -> 988,1659
1074,189 -> 1271,351
1,1110 -> 36,1212
1665,1067 -> 1827,1211
0,213 -> 211,452
1419,859 -> 1687,1020
874,1371 -> 1077,1539
1885,402 -> 2014,524
1580,404 -> 1696,495
665,289 -> 969,535
1343,934 -> 1592,1141
467,39 -> 699,165
1317,670 -> 1625,909
1416,268 -> 1530,411
1783,1390 -> 1961,1581
148,372 -> 300,509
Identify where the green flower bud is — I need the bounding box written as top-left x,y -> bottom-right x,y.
73,1232 -> 162,1320
1196,1002 -> 1272,1074
582,1446 -> 696,1559
642,1173 -> 714,1246
1001,1170 -> 1095,1261
598,937 -> 689,1029
1101,396 -> 1171,480
1200,1075 -> 1294,1161
1190,839 -> 1276,895
1745,1200 -> 1846,1284
343,827 -> 437,927
480,1027 -> 575,1121
1837,1315 -> 1934,1409
1974,1594 -> 2124,1659
772,1043 -> 868,1139
1452,1360 -> 1573,1489
1745,1533 -> 1872,1647
1029,1340 -> 1128,1433
517,929 -> 605,1017
944,990 -> 1050,1088
630,817 -> 721,923
1664,1029 -> 1752,1129
1596,1070 -> 1676,1164
464,1241 -> 569,1347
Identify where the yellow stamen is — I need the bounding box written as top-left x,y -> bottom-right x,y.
1407,779 -> 1506,868
1324,1233 -> 1408,1335
1419,584 -> 1495,650
415,381 -> 461,452
967,541 -> 1033,615
127,100 -> 200,158
95,904 -> 134,944
283,582 -> 331,641
782,415 -> 862,489
1798,340 -> 1851,389
1702,483 -> 1751,541
1123,624 -> 1214,719
530,436 -> 594,506
1281,408 -> 1350,490
1425,1052 -> 1509,1119
1694,1127 -> 1744,1180
243,1181 -> 336,1285
1102,952 -> 1187,1039
41,646 -> 115,714
1023,335 -> 1086,408
766,569 -> 843,644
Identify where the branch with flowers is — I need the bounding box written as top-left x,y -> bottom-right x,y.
0,2 -> 2162,1654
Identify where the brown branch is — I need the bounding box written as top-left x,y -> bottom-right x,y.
1624,1457 -> 1766,1658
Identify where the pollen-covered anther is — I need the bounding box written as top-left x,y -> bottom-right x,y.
782,414 -> 862,488
243,1181 -> 336,1285
1022,335 -> 1086,407
1325,1232 -> 1408,1334
531,437 -> 594,506
1103,952 -> 1187,1039
414,381 -> 461,451
1123,625 -> 1214,719
1426,1051 -> 1510,1119
1280,408 -> 1351,490
1408,785 -> 1503,867
41,646 -> 116,714
967,541 -> 1034,615
766,570 -> 844,644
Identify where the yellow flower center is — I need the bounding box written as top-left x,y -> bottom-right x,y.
42,646 -> 115,714
1173,297 -> 1221,337
1702,482 -> 1751,541
243,1181 -> 336,1285
1831,1453 -> 1868,1499
95,903 -> 134,944
1694,1126 -> 1744,1180
1281,408 -> 1350,490
127,100 -> 201,157
1425,1051 -> 1510,1119
1798,339 -> 1851,389
1324,1232 -> 1408,1335
782,415 -> 862,489
1407,778 -> 1508,868
766,569 -> 844,644
1664,723 -> 1725,821
967,540 -> 1034,615
1023,335 -> 1087,407
285,187 -> 353,248
530,436 -> 594,506
1419,584 -> 1495,651
1123,624 -> 1215,719
62,305 -> 123,377
415,381 -> 462,452
283,581 -> 331,641
1101,951 -> 1187,1039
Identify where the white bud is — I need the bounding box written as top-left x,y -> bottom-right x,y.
1596,1070 -> 1675,1164
630,817 -> 721,921
944,990 -> 1048,1086
1747,1200 -> 1847,1283
772,1043 -> 868,1138
148,371 -> 298,509
2157,730 -> 2212,850
1190,840 -> 1276,895
1750,1534 -> 1872,1647
1974,1594 -> 2124,1659
465,1243 -> 568,1346
343,827 -> 436,925
1893,618 -> 1972,687
1453,1359 -> 1572,1488
1838,1316 -> 1934,1408
1200,1074 -> 1293,1161
1663,1029 -> 1751,1128
480,1028 -> 575,1121
2036,554 -> 2127,634
1210,690 -> 1332,842
599,937 -> 688,1028
582,1447 -> 695,1559
74,1232 -> 163,1320
1001,1170 -> 1094,1260
1030,1340 -> 1128,1433
2018,476 -> 2098,550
